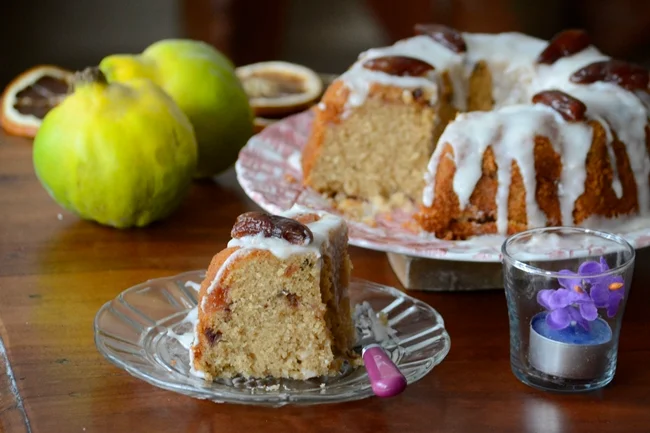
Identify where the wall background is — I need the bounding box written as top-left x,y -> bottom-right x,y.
1,0 -> 181,86
2,0 -> 649,88
0,0 -> 388,87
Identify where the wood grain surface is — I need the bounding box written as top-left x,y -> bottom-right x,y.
1,130 -> 650,432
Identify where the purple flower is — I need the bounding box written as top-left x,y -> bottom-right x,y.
537,284 -> 597,330
580,257 -> 625,318
536,257 -> 626,330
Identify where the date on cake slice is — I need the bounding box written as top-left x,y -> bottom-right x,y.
190,205 -> 359,380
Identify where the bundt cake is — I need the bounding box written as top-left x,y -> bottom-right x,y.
302,25 -> 650,239
190,205 -> 358,380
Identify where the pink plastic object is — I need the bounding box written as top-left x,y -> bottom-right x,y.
362,344 -> 407,397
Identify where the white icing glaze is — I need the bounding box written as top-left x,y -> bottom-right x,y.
339,68 -> 439,111
189,351 -> 206,379
464,32 -> 546,68
228,233 -> 312,256
424,105 -> 594,233
464,33 -> 545,107
339,35 -> 465,111
339,33 -> 544,116
202,248 -> 249,303
362,35 -> 463,68
168,307 -> 198,350
164,305 -> 206,379
363,35 -> 467,109
408,31 -> 650,233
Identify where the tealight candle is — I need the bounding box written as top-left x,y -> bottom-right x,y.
502,227 -> 634,392
529,312 -> 613,379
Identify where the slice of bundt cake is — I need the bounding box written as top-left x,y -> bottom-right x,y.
190,206 -> 358,380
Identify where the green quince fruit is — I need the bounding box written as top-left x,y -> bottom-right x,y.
33,68 -> 197,228
99,39 -> 254,178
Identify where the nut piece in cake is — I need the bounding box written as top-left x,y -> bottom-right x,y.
413,23 -> 467,53
537,29 -> 591,65
532,90 -> 587,122
362,56 -> 435,77
231,211 -> 314,245
570,60 -> 649,91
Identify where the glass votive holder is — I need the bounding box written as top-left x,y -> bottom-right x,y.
502,227 -> 635,392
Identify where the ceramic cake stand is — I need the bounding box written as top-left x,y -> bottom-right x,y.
235,111 -> 650,291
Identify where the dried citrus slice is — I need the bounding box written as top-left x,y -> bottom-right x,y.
1,65 -> 73,138
236,61 -> 323,118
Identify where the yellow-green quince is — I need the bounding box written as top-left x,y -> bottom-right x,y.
99,39 -> 254,178
33,68 -> 197,228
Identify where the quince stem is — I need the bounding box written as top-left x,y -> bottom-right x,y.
73,67 -> 108,90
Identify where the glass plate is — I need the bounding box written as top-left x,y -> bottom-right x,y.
94,271 -> 451,406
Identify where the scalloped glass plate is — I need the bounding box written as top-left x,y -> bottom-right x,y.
94,271 -> 450,406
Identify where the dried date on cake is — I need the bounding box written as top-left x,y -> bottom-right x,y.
362,56 -> 435,77
414,23 -> 467,53
537,29 -> 591,65
231,211 -> 314,245
570,60 -> 649,91
532,90 -> 587,122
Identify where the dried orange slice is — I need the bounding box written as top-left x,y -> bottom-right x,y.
1,65 -> 73,138
236,61 -> 323,118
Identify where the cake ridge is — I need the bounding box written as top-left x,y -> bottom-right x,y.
422,104 -> 595,233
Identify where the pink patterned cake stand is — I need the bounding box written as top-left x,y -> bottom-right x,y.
235,110 -> 650,263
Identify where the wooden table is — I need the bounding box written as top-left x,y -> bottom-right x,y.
1,130 -> 650,433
